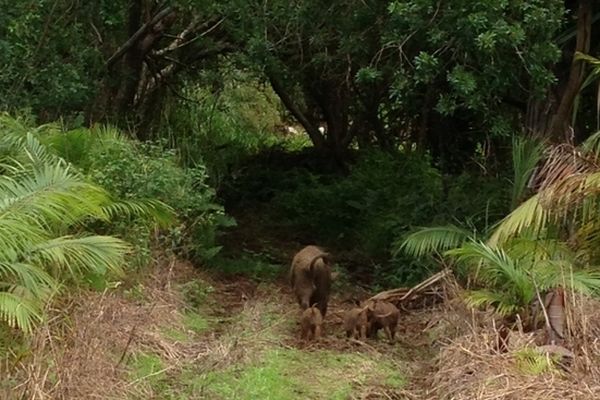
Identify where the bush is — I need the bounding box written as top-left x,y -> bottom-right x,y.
45,126 -> 234,265
0,115 -> 138,332
272,150 -> 443,254
224,147 -> 511,287
156,69 -> 307,188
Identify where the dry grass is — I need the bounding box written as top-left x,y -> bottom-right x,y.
402,287 -> 600,400
8,259 -> 600,400
9,258 -> 204,400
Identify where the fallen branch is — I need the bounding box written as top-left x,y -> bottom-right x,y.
367,268 -> 452,304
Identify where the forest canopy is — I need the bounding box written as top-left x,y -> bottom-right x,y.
1,0 -> 595,167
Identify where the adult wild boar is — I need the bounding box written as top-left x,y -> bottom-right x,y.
290,245 -> 332,317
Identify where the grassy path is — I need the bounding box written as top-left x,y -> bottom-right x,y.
124,261 -> 416,399
11,255 -> 438,399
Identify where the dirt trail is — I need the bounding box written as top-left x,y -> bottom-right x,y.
9,257 -> 441,400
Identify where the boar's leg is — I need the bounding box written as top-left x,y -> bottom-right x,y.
314,324 -> 321,339
384,325 -> 394,342
359,325 -> 367,339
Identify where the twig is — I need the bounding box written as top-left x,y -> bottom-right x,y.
348,338 -> 381,353
532,277 -> 553,338
126,366 -> 175,386
116,302 -> 157,368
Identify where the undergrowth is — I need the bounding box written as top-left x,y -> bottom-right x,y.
221,147 -> 510,287
44,125 -> 235,265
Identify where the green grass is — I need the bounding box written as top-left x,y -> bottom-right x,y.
179,280 -> 215,309
128,352 -> 168,394
182,311 -> 211,334
211,255 -> 285,281
202,348 -> 405,400
124,265 -> 405,400
161,310 -> 212,342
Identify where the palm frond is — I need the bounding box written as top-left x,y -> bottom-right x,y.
0,218 -> 45,256
580,130 -> 600,158
27,236 -> 129,277
464,289 -> 522,316
515,348 -> 556,374
536,144 -> 594,193
100,198 -> 175,228
511,136 -> 544,210
395,225 -> 472,258
533,260 -> 600,295
447,241 -> 534,305
0,116 -> 135,332
0,291 -> 42,333
0,162 -> 110,227
0,262 -> 55,297
488,195 -> 548,246
507,237 -> 574,264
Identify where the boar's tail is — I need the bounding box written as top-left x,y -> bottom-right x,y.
308,252 -> 331,272
309,303 -> 320,316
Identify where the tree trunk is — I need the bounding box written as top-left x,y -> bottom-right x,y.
322,85 -> 351,161
102,2 -> 177,129
546,0 -> 592,141
266,71 -> 326,150
545,287 -> 566,345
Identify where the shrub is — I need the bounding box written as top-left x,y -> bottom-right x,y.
0,116 -> 137,332
272,150 -> 443,253
156,69 -> 301,188
224,147 -> 511,287
45,125 -> 234,265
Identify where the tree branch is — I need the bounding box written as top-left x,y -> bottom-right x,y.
267,70 -> 325,148
154,16 -> 204,56
106,6 -> 175,68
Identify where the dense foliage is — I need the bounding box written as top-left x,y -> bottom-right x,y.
1,0 -> 600,329
0,117 -> 130,332
44,125 -> 234,265
0,0 -> 589,164
222,0 -> 565,166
